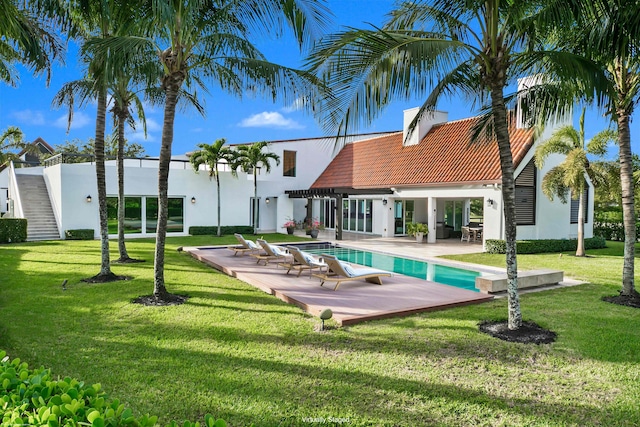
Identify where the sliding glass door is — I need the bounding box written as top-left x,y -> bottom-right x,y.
342,198 -> 373,233
394,200 -> 414,235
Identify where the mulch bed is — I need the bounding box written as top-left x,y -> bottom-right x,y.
114,258 -> 146,264
602,294 -> 640,308
132,293 -> 189,306
479,320 -> 557,344
81,274 -> 132,283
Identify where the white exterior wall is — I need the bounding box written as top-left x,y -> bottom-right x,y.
250,137 -> 361,233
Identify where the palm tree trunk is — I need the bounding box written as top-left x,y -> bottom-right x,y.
617,111 -> 637,296
216,173 -> 221,237
153,83 -> 180,300
491,84 -> 522,330
253,174 -> 258,234
576,181 -> 586,257
116,111 -> 130,261
95,88 -> 112,277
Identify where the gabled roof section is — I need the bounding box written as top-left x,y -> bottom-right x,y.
17,137 -> 55,157
311,117 -> 535,189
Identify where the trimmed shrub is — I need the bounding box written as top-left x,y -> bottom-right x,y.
0,218 -> 27,243
189,225 -> 254,236
65,229 -> 95,240
0,350 -> 227,427
594,220 -> 640,242
485,237 -> 607,254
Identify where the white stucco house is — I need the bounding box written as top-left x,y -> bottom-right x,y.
1,106 -> 593,245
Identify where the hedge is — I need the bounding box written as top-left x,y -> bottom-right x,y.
0,350 -> 227,427
189,225 -> 254,236
65,229 -> 95,240
593,221 -> 640,242
485,236 -> 607,254
0,218 -> 27,243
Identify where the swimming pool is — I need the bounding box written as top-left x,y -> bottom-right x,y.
296,243 -> 486,292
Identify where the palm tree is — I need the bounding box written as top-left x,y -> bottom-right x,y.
110,68 -> 153,263
0,127 -> 35,166
88,0 -> 330,303
0,0 -> 62,86
231,141 -> 280,234
534,108 -> 614,256
522,0 -> 640,297
306,0 -> 595,330
190,139 -> 233,237
53,0 -> 146,281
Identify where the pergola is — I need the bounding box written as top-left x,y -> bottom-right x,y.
285,187 -> 393,240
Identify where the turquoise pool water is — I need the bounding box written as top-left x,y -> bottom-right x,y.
299,243 -> 484,292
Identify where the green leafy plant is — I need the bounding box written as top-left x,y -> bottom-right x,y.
406,222 -> 428,237
0,350 -> 226,427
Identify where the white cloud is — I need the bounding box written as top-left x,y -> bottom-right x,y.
126,118 -> 161,143
239,111 -> 304,129
10,109 -> 46,126
54,111 -> 92,130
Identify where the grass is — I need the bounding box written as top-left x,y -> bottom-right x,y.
1,236 -> 639,426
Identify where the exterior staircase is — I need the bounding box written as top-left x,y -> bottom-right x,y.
16,175 -> 60,241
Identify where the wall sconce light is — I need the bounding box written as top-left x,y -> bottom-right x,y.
191,196 -> 196,204
487,198 -> 494,206
382,198 -> 388,206
86,195 -> 92,203
265,197 -> 270,205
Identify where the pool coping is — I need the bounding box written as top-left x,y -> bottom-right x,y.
183,244 -> 495,326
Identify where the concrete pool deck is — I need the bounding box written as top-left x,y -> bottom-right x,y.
184,243 -> 495,325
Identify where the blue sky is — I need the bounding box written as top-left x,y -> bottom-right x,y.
0,0 -> 635,158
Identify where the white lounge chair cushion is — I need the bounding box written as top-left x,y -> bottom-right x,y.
341,261 -> 386,277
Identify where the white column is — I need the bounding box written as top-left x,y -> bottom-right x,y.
427,197 -> 436,243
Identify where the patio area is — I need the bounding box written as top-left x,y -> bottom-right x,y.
184,234 -> 495,325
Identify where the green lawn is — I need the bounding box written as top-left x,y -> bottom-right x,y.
1,236 -> 639,426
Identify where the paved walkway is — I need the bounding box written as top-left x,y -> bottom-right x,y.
185,238 -> 495,325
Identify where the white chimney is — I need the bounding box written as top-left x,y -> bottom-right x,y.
403,108 -> 448,146
517,75 -> 572,130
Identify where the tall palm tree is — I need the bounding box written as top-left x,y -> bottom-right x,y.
53,0 -> 145,281
522,0 -> 640,297
110,79 -> 148,263
231,141 -> 280,234
0,0 -> 62,86
534,108 -> 614,256
89,0 -> 329,303
306,0 -> 595,330
190,139 -> 233,237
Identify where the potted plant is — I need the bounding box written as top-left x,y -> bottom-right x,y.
304,218 -> 324,239
407,222 -> 428,243
283,218 -> 296,235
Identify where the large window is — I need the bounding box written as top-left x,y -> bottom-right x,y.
283,150 -> 296,177
515,160 -> 536,225
570,184 -> 589,224
343,198 -> 373,233
107,196 -> 183,234
319,198 -> 336,229
444,200 -> 464,231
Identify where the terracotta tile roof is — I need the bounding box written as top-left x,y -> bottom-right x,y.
311,117 -> 535,189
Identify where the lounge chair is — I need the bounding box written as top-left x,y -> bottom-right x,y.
314,254 -> 391,291
228,233 -> 260,256
253,239 -> 291,265
281,246 -> 328,276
